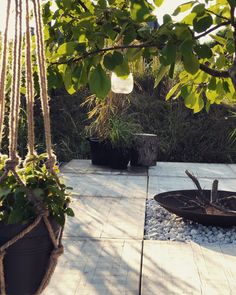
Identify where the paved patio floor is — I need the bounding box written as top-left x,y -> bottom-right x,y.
43,160 -> 236,295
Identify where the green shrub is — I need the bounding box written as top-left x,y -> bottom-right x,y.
129,90 -> 236,163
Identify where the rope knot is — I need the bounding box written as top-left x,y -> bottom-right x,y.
46,155 -> 57,172
5,157 -> 19,171
36,205 -> 49,218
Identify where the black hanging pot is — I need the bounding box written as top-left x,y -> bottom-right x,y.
0,217 -> 60,295
109,147 -> 130,170
87,137 -> 111,166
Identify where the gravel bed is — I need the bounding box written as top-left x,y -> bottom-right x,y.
145,199 -> 236,243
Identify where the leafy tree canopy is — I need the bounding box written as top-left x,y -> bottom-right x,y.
43,0 -> 236,113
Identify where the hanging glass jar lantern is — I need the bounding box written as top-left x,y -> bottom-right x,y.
111,72 -> 134,94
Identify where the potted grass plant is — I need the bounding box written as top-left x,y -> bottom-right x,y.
0,0 -> 73,294
108,116 -> 140,169
84,92 -> 141,169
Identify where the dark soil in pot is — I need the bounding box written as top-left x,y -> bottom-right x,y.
109,147 -> 130,170
87,137 -> 111,166
0,217 -> 60,295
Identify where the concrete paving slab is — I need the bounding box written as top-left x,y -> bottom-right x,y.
190,242 -> 235,295
228,164 -> 236,175
62,159 -> 148,176
141,241 -> 235,295
62,173 -> 147,199
43,239 -> 142,295
64,197 -> 146,239
149,162 -> 236,178
148,176 -> 236,199
142,241 -> 202,295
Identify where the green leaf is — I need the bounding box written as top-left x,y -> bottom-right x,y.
8,209 -> 23,224
57,42 -> 77,56
226,39 -> 235,54
112,52 -> 124,66
98,0 -> 107,8
193,96 -> 204,113
66,208 -> 75,217
114,59 -> 130,78
183,53 -> 199,75
89,65 -> 111,99
103,24 -> 117,41
210,34 -> 227,46
103,53 -> 116,70
154,65 -> 169,88
206,89 -> 218,103
180,39 -> 194,54
103,52 -> 123,71
169,62 -> 175,79
166,82 -> 180,100
130,0 -> 152,21
208,77 -> 217,90
180,40 -> 199,75
163,14 -> 172,24
184,93 -> 204,113
193,14 -> 213,33
181,13 -> 196,25
191,4 -> 205,15
223,81 -> 230,93
160,42 -> 177,66
62,66 -> 76,95
194,44 -> 212,59
184,92 -> 195,108
154,0 -> 164,7
69,62 -> 89,89
0,188 -> 11,198
62,0 -> 71,9
216,54 -> 228,69
33,188 -> 44,200
126,48 -> 143,62
173,1 -> 196,16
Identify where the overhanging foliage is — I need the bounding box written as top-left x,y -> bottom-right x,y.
43,0 -> 236,113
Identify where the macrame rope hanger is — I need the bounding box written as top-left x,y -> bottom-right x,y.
0,1 -> 64,294
0,0 -> 11,149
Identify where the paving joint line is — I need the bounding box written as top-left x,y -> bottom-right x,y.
139,170 -> 149,295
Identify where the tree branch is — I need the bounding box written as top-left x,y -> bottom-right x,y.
205,9 -> 230,21
199,63 -> 229,78
51,43 -> 157,65
195,21 -> 231,40
78,0 -> 88,12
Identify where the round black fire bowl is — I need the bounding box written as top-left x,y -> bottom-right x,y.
154,190 -> 236,227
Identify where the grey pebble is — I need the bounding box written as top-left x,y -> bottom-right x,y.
145,200 -> 236,244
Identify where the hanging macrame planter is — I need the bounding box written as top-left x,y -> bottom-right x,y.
0,0 -> 66,294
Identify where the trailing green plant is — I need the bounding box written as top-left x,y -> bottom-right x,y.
0,153 -> 73,226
